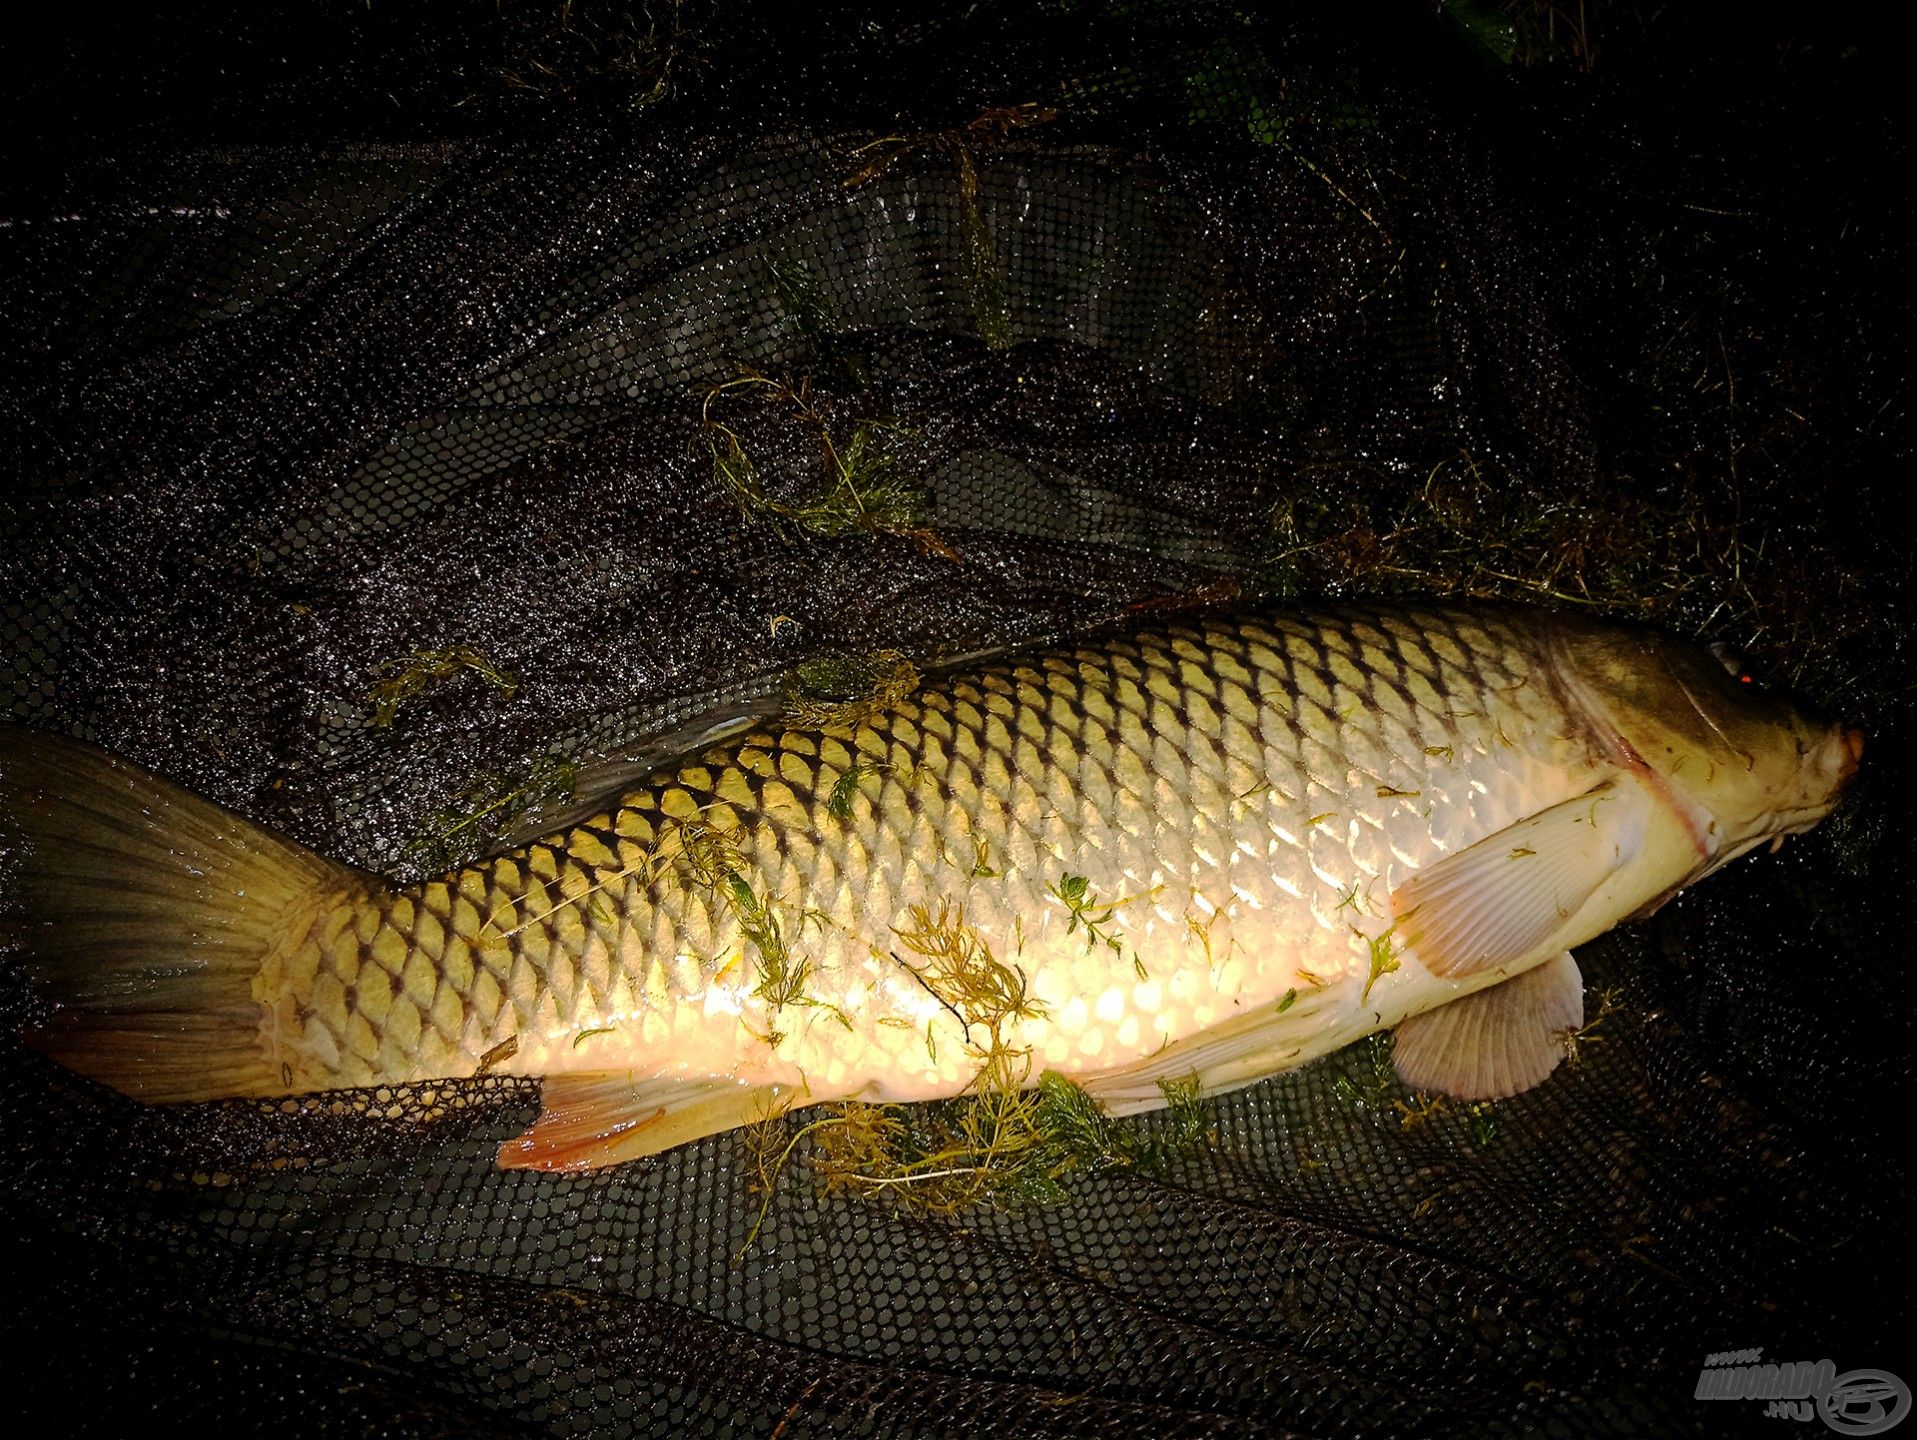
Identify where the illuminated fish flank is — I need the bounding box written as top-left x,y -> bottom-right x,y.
0,605 -> 1861,1169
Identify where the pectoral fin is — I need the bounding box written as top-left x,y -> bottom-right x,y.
1390,952 -> 1584,1100
498,1072 -> 797,1172
1389,780 -> 1648,978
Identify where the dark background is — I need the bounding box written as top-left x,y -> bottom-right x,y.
2,3 -> 1909,1435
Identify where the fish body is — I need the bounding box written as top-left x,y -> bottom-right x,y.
0,604 -> 1860,1168
274,607 -> 1617,1098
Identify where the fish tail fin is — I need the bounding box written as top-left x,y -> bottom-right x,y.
1,727 -> 357,1101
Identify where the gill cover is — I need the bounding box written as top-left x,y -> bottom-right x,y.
1547,618 -> 1856,858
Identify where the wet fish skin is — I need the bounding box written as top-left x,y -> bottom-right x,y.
1,603 -> 1859,1166
254,608 -> 1561,1089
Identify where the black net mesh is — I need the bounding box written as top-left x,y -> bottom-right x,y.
2,4 -> 1909,1435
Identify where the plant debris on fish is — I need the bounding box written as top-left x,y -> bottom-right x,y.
0,604 -> 1862,1174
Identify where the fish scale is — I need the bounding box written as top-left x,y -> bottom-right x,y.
257,604 -> 1598,1103
9,598 -> 1854,1153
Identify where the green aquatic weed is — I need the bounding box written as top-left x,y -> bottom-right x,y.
1048,873 -> 1125,955
366,645 -> 518,728
893,902 -> 1044,1036
1559,986 -> 1623,1068
967,836 -> 999,878
825,760 -> 889,819
1330,1034 -> 1397,1112
1154,1074 -> 1215,1155
843,104 -> 1053,350
402,752 -> 578,873
786,652 -> 920,730
758,1068 -> 1217,1224
701,370 -> 934,545
1361,925 -> 1400,1001
725,875 -> 808,1015
1467,1104 -> 1499,1148
742,903 -> 1215,1230
764,249 -> 868,386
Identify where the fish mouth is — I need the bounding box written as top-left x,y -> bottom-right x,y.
1838,726 -> 1865,783
1692,729 -> 1860,880
1742,731 -> 1862,863
1802,723 -> 1863,811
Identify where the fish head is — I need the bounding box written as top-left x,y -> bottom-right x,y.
1555,622 -> 1861,874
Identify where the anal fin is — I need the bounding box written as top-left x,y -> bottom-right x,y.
498,1072 -> 797,1172
1390,952 -> 1584,1101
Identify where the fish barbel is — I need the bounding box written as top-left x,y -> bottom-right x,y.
0,605 -> 1861,1169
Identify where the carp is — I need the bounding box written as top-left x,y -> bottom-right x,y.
0,605 -> 1861,1170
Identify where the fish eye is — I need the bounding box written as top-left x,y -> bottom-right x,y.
1708,640 -> 1757,687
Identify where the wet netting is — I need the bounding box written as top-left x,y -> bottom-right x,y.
1,3 -> 1910,1435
